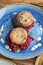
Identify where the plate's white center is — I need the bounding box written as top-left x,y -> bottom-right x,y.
0,60 -> 13,65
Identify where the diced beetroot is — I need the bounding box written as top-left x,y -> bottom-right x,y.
20,36 -> 33,50
24,22 -> 34,31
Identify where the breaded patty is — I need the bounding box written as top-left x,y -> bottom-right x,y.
10,27 -> 27,45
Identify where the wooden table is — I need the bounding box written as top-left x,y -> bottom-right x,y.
0,0 -> 43,65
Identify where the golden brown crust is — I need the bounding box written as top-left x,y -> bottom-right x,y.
10,27 -> 27,45
17,11 -> 34,26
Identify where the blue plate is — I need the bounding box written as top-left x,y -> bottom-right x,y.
0,4 -> 43,60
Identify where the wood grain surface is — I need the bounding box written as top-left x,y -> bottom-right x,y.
0,0 -> 43,65
0,54 -> 36,65
0,0 -> 43,4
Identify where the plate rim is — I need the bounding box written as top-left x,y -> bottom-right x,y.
0,51 -> 43,60
0,58 -> 16,65
0,3 -> 43,11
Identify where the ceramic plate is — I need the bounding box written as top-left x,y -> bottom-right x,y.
0,58 -> 16,65
0,4 -> 43,60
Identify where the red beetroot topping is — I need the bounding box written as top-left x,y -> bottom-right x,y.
6,32 -> 34,51
24,21 -> 34,31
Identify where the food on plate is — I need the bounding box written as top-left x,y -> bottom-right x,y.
10,27 -> 27,45
6,27 -> 34,52
12,10 -> 34,30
